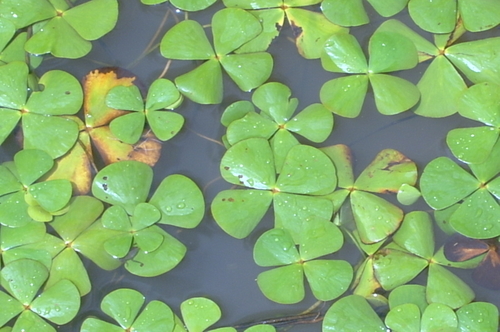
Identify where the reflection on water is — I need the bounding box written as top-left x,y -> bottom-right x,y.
0,0 -> 496,331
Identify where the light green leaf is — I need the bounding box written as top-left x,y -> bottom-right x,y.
170,0 -> 217,11
408,0 -> 457,33
22,113 -> 79,158
446,38 -> 500,85
71,221 -> 122,271
0,192 -> 32,227
376,19 -> 438,61
397,183 -> 421,205
385,303 -> 420,332
31,279 -> 80,325
29,179 -> 72,213
149,174 -> 204,228
104,233 -> 133,258
286,103 -> 333,143
212,189 -> 273,238
0,109 -> 21,144
226,112 -> 278,145
220,52 -> 273,92
321,0 -> 369,27
420,157 -> 480,210
458,0 -> 500,32
160,20 -> 214,60
174,59 -> 223,104
320,144 -> 354,188
0,0 -> 55,29
131,301 -> 175,332
354,149 -> 417,193
323,295 -> 386,332
109,112 -> 146,144
368,0 -> 408,17
446,126 -> 499,164
147,110 -> 184,141
285,8 -> 348,59
253,228 -> 300,267
469,139 -> 500,182
62,0 -> 118,40
92,161 -> 153,214
299,219 -> 343,260
370,74 -> 420,115
320,75 -> 369,118
421,303 -> 457,332
389,284 -> 428,313
415,56 -> 467,117
12,310 -> 54,332
25,17 -> 92,58
145,79 -> 181,111
458,82 -> 500,127
276,145 -> 336,195
1,259 -> 48,305
101,288 -> 144,329
303,260 -> 352,301
373,246 -> 428,290
25,70 -> 83,116
181,298 -> 221,332
273,193 -> 333,243
368,32 -> 418,73
322,33 -> 367,73
449,188 -> 500,239
393,211 -> 434,258
105,85 -> 144,112
252,82 -> 296,124
456,302 -> 499,332
81,318 -> 124,332
270,129 -> 299,172
351,190 -> 403,243
427,263 -> 474,309
257,264 -> 304,304
0,61 -> 28,109
125,227 -> 186,277
212,8 -> 262,55
221,100 -> 255,127
220,138 -> 275,189
234,9 -> 284,54
0,291 -> 23,327
14,149 -> 53,186
44,248 -> 91,296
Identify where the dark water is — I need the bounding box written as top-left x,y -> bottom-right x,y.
2,0 -> 499,331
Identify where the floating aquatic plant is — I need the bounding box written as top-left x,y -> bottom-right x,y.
160,7 -> 273,104
0,0 -> 118,58
0,259 -> 80,332
0,61 -> 82,158
0,149 -> 72,225
319,29 -> 420,117
212,138 -> 336,240
377,19 -> 500,118
222,82 -> 333,168
253,226 -> 352,304
322,145 -> 417,243
105,78 -> 184,145
321,0 -> 408,27
222,0 -> 348,59
420,151 -> 500,239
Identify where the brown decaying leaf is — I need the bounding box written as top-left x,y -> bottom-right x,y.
82,68 -> 162,167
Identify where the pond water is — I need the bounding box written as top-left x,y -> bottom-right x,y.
1,0 -> 499,331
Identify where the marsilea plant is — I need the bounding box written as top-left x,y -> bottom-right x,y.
0,0 -> 499,331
